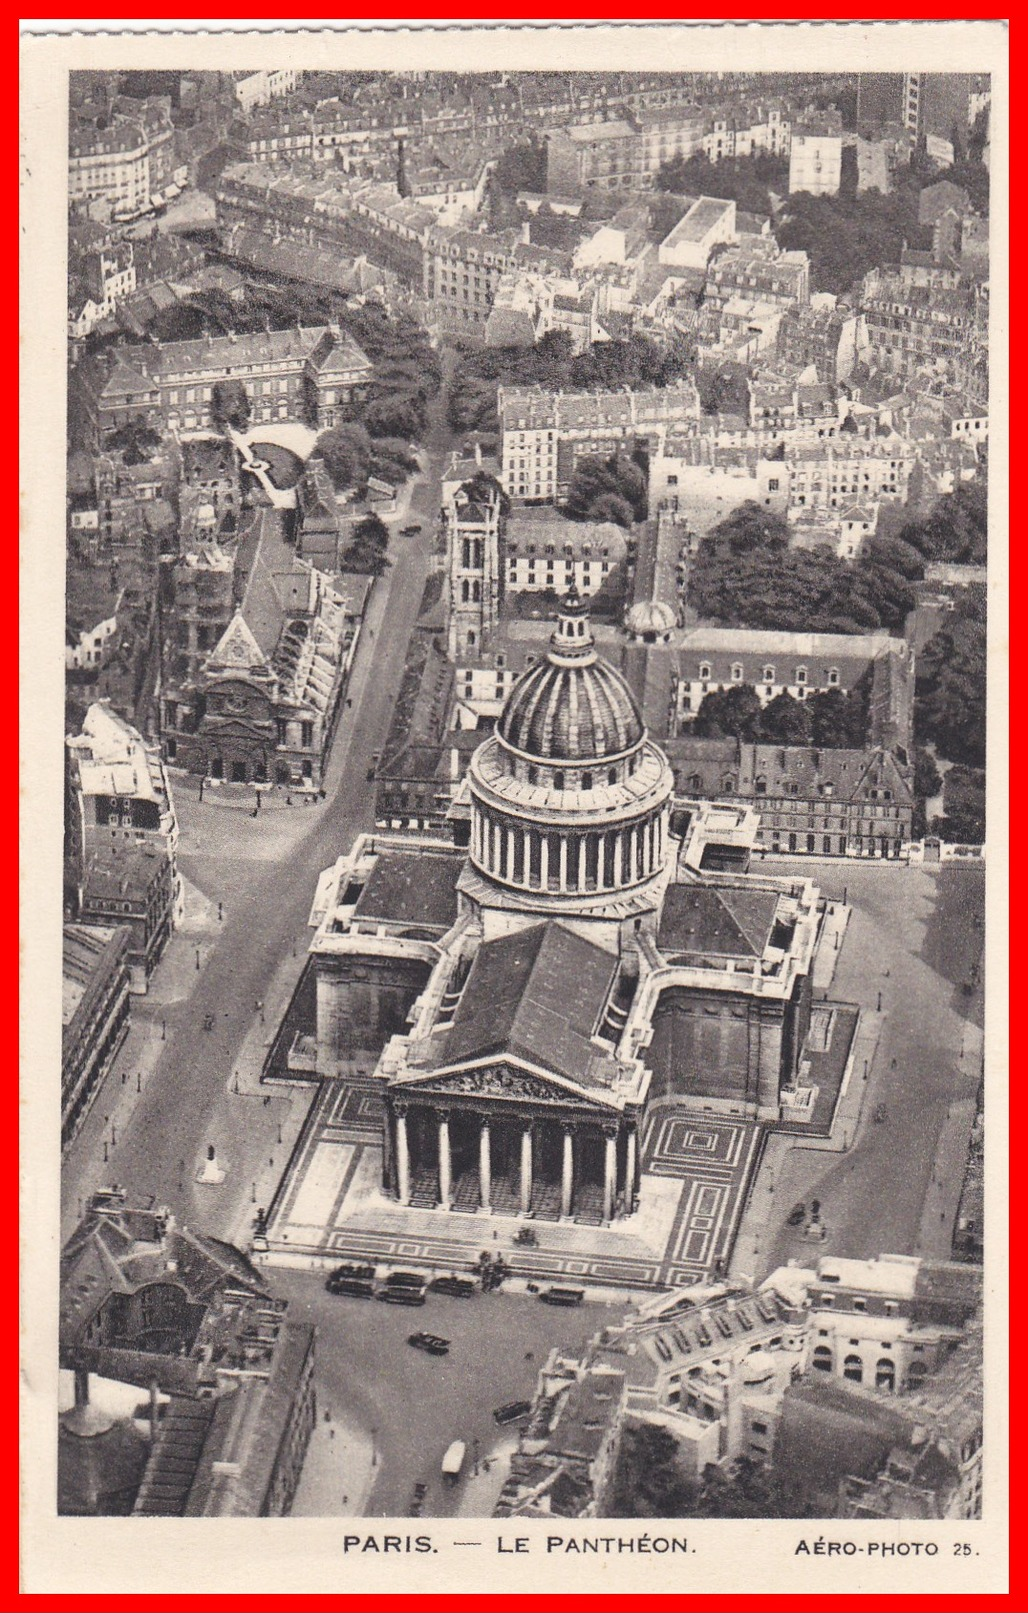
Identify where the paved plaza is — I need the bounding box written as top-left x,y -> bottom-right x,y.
261,1079 -> 763,1291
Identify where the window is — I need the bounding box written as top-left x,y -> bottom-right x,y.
731,663 -> 743,682
812,1345 -> 832,1372
763,666 -> 775,683
843,1355 -> 863,1383
699,663 -> 711,681
795,667 -> 807,685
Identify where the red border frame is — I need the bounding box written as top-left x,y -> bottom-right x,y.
17,8 -> 1014,1610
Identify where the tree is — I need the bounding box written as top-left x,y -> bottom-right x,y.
693,683 -> 764,741
341,512 -> 390,576
655,150 -> 788,218
609,1422 -> 695,1518
760,692 -> 813,745
697,361 -> 750,418
492,137 -> 547,196
808,686 -> 868,748
935,765 -> 986,843
704,501 -> 790,558
898,479 -> 987,567
915,609 -> 987,767
315,422 -> 372,491
566,452 -> 647,526
210,379 -> 251,432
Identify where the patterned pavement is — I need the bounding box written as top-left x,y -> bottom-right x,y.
262,1081 -> 763,1293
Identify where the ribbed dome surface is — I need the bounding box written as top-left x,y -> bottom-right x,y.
499,648 -> 644,762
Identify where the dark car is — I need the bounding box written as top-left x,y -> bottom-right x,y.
430,1274 -> 477,1299
493,1400 -> 532,1426
408,1332 -> 450,1356
786,1202 -> 806,1227
539,1285 -> 585,1307
377,1286 -> 426,1306
400,522 -> 422,536
326,1261 -> 377,1297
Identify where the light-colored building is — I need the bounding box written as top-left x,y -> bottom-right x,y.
499,382 -> 701,505
69,120 -> 150,215
232,68 -> 302,114
62,923 -> 131,1150
66,702 -> 183,980
788,116 -> 843,197
504,509 -> 629,600
658,196 -> 737,271
546,120 -> 646,196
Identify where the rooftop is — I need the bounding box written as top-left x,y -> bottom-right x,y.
657,880 -> 781,960
431,921 -> 620,1088
353,848 -> 463,932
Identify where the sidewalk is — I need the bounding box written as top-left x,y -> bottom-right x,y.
291,1404 -> 376,1519
728,1007 -> 884,1285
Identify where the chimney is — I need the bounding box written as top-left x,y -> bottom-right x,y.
74,1367 -> 90,1410
474,440 -> 482,467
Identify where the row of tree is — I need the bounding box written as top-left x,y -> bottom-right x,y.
693,681 -> 870,748
655,150 -> 790,220
687,502 -> 926,635
446,328 -> 696,436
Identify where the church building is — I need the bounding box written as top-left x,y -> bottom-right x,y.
306,591 -> 823,1226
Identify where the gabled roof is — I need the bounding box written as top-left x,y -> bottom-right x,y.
657,880 -> 780,960
208,610 -> 268,672
434,921 -> 619,1088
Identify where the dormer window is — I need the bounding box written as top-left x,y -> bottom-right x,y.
827,667 -> 839,686
699,663 -> 711,681
796,667 -> 807,685
731,663 -> 743,682
763,666 -> 775,683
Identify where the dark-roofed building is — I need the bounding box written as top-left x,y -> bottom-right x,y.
495,1365 -> 628,1517
666,739 -> 916,860
62,923 -> 132,1149
74,323 -> 373,442
59,1193 -> 316,1518
165,510 -> 362,788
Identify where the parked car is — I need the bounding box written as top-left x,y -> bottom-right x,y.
539,1284 -> 585,1307
400,522 -> 422,536
408,1332 -> 450,1356
441,1440 -> 466,1484
326,1261 -> 377,1297
786,1202 -> 806,1226
430,1274 -> 477,1298
493,1400 -> 532,1427
378,1270 -> 428,1305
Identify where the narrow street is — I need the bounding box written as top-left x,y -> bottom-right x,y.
61,378 -> 458,1246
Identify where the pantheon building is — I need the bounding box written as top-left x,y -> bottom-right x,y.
306,592 -> 822,1225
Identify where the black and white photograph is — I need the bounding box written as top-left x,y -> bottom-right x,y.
20,19 -> 1007,1599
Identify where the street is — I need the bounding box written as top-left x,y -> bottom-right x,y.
746,858 -> 985,1279
270,1270 -> 616,1519
60,378 -> 458,1248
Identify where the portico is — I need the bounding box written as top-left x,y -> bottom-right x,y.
386,1093 -> 641,1225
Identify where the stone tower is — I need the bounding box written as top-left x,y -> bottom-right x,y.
444,475 -> 501,661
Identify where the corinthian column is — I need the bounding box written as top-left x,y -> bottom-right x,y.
479,1118 -> 492,1211
437,1109 -> 451,1208
395,1104 -> 410,1206
520,1125 -> 533,1214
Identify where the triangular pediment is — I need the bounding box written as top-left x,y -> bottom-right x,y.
209,611 -> 269,672
393,1058 -> 617,1111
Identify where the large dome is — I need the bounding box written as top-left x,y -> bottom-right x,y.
498,591 -> 644,763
